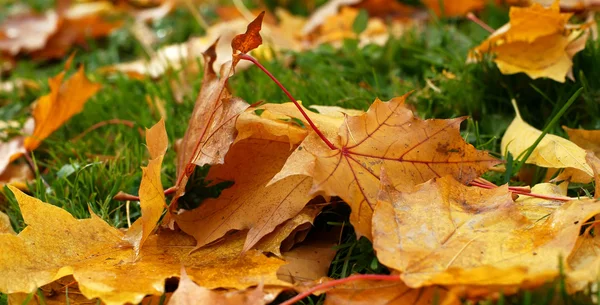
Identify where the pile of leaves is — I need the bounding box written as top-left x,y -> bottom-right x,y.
2,0 -> 600,304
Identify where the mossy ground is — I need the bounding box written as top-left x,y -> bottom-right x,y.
1,1 -> 599,304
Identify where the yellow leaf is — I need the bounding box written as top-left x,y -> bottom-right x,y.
0,186 -> 287,305
501,100 -> 592,177
372,175 -> 600,288
24,65 -> 101,150
174,139 -> 315,251
235,108 -> 308,146
514,182 -> 568,221
123,119 -> 168,257
567,223 -> 600,292
422,0 -> 486,17
0,210 -> 14,235
468,2 -> 591,82
273,94 -> 499,239
564,126 -> 600,156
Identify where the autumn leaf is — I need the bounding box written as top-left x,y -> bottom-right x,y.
232,11 -> 265,56
372,174 -> 600,288
254,205 -> 323,257
0,11 -> 59,55
123,119 -> 168,257
235,107 -> 308,146
323,280 -> 451,305
514,182 -> 569,221
468,2 -> 592,82
174,138 -> 315,251
272,94 -> 499,239
0,186 -> 287,305
168,268 -> 265,305
0,211 -> 14,234
564,126 -> 600,156
501,100 -> 592,180
24,64 -> 102,150
567,222 -> 600,292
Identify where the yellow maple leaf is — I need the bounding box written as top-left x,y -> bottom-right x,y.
0,186 -> 287,305
372,175 -> 600,288
468,1 -> 592,82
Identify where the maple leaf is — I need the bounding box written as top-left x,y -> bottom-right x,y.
501,100 -> 592,181
169,268 -> 266,305
123,119 -> 168,257
468,1 -> 592,82
235,107 -> 308,146
24,63 -> 102,151
171,12 -> 272,209
322,280 -> 451,305
272,94 -> 499,239
174,138 -> 314,251
0,186 -> 287,305
372,174 -> 600,288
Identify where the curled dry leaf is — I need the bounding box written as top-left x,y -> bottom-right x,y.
168,268 -> 265,305
232,11 -> 265,56
501,100 -> 592,180
323,280 -> 451,305
372,175 -> 600,288
272,93 -> 499,239
254,205 -> 323,257
468,1 -> 592,82
174,139 -> 314,251
0,186 -> 287,305
123,119 -> 168,257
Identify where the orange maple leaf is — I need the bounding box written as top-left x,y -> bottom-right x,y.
271,93 -> 500,239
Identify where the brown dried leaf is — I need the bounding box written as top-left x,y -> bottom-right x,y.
323,280 -> 451,305
0,11 -> 58,55
168,268 -> 266,305
0,186 -> 287,305
273,94 -> 499,239
231,11 -> 265,56
175,139 -> 314,251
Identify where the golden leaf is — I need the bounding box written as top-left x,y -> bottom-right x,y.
24,65 -> 101,150
372,175 -> 600,288
323,280 -> 452,305
469,2 -> 592,82
123,119 -> 168,257
422,0 -> 486,17
501,100 -> 592,178
273,94 -> 499,239
0,186 -> 287,305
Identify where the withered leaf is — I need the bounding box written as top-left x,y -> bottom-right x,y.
175,139 -> 314,251
323,280 -> 451,305
0,186 -> 287,305
231,11 -> 265,55
372,175 -> 600,288
273,94 -> 499,239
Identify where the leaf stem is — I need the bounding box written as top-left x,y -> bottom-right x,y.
279,274 -> 402,305
466,12 -> 495,33
470,180 -> 573,201
238,53 -> 337,150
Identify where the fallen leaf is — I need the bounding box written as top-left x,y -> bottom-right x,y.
323,280 -> 451,305
276,227 -> 338,284
232,11 -> 265,56
0,10 -> 59,55
255,205 -> 324,257
9,276 -> 94,305
586,151 -> 600,198
0,186 -> 287,305
514,182 -> 569,221
567,222 -> 600,292
235,108 -> 308,145
564,126 -> 600,156
468,2 -> 592,82
302,0 -> 362,35
24,64 -> 102,150
501,100 -> 592,178
422,0 -> 486,17
273,94 -> 499,239
123,119 -> 168,257
0,162 -> 33,189
171,39 -> 249,209
174,139 -> 315,251
372,174 -> 600,288
168,268 -> 265,305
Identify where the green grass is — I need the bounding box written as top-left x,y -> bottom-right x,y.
1,1 -> 600,304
